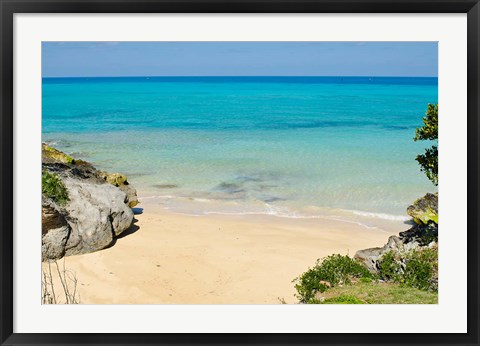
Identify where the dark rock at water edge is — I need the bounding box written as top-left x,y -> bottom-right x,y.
399,222 -> 438,246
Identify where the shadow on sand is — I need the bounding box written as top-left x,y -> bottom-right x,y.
117,217 -> 141,239
105,216 -> 141,249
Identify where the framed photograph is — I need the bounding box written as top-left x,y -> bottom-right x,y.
1,0 -> 479,345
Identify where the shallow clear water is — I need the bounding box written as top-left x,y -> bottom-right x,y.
42,76 -> 438,222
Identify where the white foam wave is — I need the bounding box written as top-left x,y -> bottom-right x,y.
323,217 -> 380,230
137,195 -> 407,230
348,210 -> 410,221
168,208 -> 382,230
139,195 -> 174,200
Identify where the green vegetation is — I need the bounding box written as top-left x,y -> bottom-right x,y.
414,103 -> 438,185
377,250 -> 400,281
377,247 -> 438,292
403,247 -> 438,291
319,281 -> 438,304
294,246 -> 438,304
293,254 -> 373,303
42,172 -> 69,206
321,295 -> 365,304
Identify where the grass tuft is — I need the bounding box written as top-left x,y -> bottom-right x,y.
318,281 -> 437,304
322,294 -> 365,304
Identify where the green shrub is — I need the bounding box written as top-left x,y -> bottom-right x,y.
42,172 -> 69,206
414,103 -> 438,185
377,247 -> 438,292
377,251 -> 402,281
293,254 -> 374,303
403,247 -> 438,291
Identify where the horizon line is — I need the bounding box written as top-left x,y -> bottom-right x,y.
42,75 -> 439,79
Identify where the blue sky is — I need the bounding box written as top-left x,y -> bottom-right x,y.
42,42 -> 438,77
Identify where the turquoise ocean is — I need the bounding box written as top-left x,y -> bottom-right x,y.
42,76 -> 438,226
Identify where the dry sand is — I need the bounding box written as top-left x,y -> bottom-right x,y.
43,203 -> 402,304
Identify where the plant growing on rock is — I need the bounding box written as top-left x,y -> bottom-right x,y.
377,246 -> 438,292
414,103 -> 438,185
42,172 -> 69,206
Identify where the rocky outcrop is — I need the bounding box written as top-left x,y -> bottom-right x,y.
42,197 -> 70,260
42,145 -> 76,165
355,193 -> 438,275
61,178 -> 134,256
118,184 -> 139,208
99,172 -> 127,186
354,233 -> 430,274
407,192 -> 438,225
42,144 -> 137,261
42,143 -> 139,208
99,171 -> 139,208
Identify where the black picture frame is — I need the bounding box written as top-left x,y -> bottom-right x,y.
1,1 -> 479,345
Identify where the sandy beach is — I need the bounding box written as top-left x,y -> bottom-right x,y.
43,200 -> 404,304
